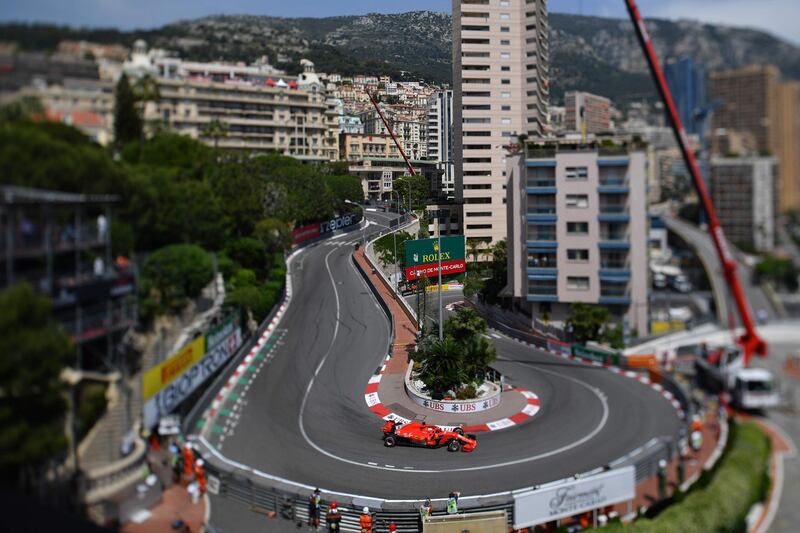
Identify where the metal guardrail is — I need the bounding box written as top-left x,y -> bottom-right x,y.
198,212 -> 691,531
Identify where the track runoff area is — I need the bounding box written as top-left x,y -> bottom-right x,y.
195,210 -> 682,527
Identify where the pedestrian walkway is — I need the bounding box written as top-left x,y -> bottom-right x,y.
122,486 -> 206,533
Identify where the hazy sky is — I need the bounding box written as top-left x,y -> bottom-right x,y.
2,0 -> 798,45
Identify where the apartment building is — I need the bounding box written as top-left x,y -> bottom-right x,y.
453,0 -> 550,247
711,65 -> 800,213
711,157 -> 777,252
340,133 -> 442,200
123,42 -> 338,161
565,91 -> 611,135
427,90 -> 456,198
506,139 -> 649,334
664,57 -> 706,135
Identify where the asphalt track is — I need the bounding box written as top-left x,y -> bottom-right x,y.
215,211 -> 682,499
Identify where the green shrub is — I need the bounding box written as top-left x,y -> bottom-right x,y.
234,268 -> 257,288
456,384 -> 477,400
141,244 -> 213,313
225,237 -> 267,274
603,420 -> 770,533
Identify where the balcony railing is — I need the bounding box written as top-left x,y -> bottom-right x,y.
527,207 -> 556,215
599,205 -> 627,214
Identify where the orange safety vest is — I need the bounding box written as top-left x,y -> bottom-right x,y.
360,514 -> 373,533
182,448 -> 194,477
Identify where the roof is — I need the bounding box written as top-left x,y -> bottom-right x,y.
1,186 -> 119,205
737,368 -> 773,381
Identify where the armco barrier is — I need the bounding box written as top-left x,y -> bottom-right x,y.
195,214 -> 691,532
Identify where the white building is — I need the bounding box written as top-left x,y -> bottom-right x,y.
453,0 -> 550,248
506,138 -> 649,335
427,90 -> 455,199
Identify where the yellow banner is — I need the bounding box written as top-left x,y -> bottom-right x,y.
143,336 -> 206,400
425,284 -> 450,292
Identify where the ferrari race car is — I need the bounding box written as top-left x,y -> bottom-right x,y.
382,420 -> 477,452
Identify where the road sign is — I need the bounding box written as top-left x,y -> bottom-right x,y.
404,235 -> 466,281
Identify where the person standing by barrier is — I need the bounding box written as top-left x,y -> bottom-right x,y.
418,498 -> 432,532
447,492 -> 460,515
308,488 -> 321,530
182,444 -> 195,484
359,507 -> 373,533
194,459 -> 206,495
326,502 -> 342,533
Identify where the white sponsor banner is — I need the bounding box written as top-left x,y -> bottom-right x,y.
513,467 -> 636,529
409,392 -> 502,413
144,328 -> 242,428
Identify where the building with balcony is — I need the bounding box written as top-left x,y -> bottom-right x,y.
340,133 -> 442,201
427,90 -> 455,199
0,186 -> 137,371
565,91 -> 611,135
506,139 -> 649,335
453,0 -> 550,247
711,156 -> 777,252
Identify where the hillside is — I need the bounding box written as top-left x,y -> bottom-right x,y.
2,11 -> 799,104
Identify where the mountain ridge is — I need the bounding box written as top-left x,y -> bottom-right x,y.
2,10 -> 799,103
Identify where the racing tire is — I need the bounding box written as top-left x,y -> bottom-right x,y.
447,439 -> 461,452
384,435 -> 397,448
453,427 -> 464,435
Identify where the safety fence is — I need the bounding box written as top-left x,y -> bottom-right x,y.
195,210 -> 693,531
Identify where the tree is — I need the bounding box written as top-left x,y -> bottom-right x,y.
443,307 -> 487,344
444,308 -> 496,379
113,73 -> 141,146
202,118 -> 229,154
466,238 -> 483,263
566,303 -> 612,344
325,174 -> 363,211
0,283 -> 72,486
754,255 -> 799,292
416,337 -> 467,398
140,244 -> 214,313
224,237 -> 268,275
373,231 -> 413,266
0,95 -> 44,122
481,239 -> 508,305
254,218 -> 291,257
393,174 -> 429,210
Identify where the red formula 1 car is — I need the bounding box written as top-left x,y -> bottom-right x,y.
382,420 -> 477,452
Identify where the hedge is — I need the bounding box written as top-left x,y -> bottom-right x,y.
603,420 -> 770,533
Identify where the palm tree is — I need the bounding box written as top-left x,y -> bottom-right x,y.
418,337 -> 467,397
467,238 -> 483,263
133,74 -> 160,152
202,118 -> 229,157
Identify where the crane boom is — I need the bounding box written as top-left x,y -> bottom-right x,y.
624,0 -> 767,365
365,90 -> 417,176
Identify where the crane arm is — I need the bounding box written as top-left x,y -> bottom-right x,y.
365,90 -> 417,176
623,0 -> 766,364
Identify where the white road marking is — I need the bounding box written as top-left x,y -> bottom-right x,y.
490,333 -> 502,339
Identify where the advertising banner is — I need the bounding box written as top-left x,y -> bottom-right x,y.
292,212 -> 361,245
143,316 -> 242,428
143,336 -> 206,401
572,344 -> 617,364
404,235 -> 466,281
513,467 -> 636,528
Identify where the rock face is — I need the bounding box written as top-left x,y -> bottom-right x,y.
151,11 -> 799,102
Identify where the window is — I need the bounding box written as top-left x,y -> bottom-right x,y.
464,144 -> 491,150
567,277 -> 590,291
465,184 -> 492,190
462,51 -> 490,58
566,166 -> 588,180
501,91 -> 511,98
467,224 -> 492,230
501,26 -> 510,32
500,13 -> 510,20
463,104 -> 491,110
464,117 -> 491,124
565,194 -> 589,208
464,131 -> 491,136
501,105 -> 511,111
501,66 -> 510,71
500,40 -> 511,45
464,197 -> 492,204
463,25 -> 490,31
501,118 -> 511,125
500,0 -> 510,6
567,222 -> 589,235
501,79 -> 510,84
464,91 -> 491,97
500,52 -> 511,59
466,211 -> 492,216
462,38 -> 490,45
567,249 -> 589,262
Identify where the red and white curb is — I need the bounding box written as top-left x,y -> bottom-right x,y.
363,355 -> 541,433
201,256 -> 296,429
510,334 -> 687,420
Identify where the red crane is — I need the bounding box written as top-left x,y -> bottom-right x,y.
624,0 -> 767,365
365,90 -> 418,176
